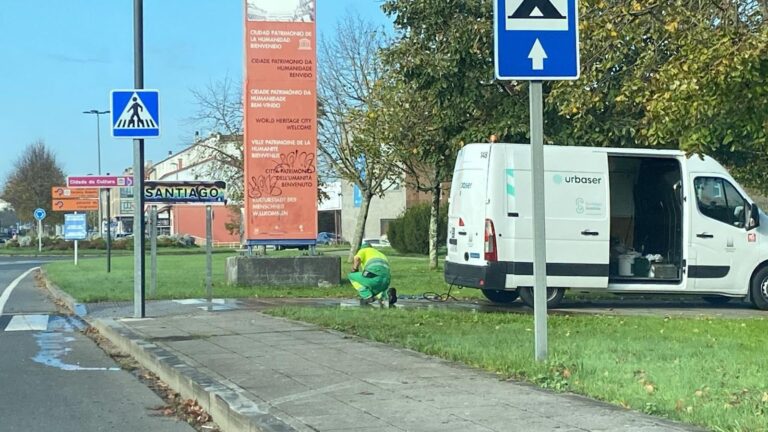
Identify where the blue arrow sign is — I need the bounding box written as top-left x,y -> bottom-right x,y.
111,89 -> 160,138
33,208 -> 46,221
64,213 -> 88,241
494,0 -> 580,80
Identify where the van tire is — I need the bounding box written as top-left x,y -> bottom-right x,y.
518,287 -> 565,309
750,267 -> 768,310
481,289 -> 519,304
701,295 -> 732,306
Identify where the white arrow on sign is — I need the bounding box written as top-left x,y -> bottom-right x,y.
528,38 -> 548,70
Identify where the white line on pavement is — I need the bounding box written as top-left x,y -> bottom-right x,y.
5,314 -> 50,331
0,267 -> 40,315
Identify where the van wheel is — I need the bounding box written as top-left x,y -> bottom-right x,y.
518,287 -> 565,309
481,289 -> 519,304
701,295 -> 732,306
750,267 -> 768,310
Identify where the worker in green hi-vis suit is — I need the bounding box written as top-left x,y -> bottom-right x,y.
349,242 -> 397,307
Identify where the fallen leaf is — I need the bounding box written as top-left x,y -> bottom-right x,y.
645,384 -> 655,394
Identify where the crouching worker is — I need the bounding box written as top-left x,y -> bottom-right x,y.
349,242 -> 397,307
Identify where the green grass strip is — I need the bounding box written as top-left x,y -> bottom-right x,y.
267,307 -> 768,432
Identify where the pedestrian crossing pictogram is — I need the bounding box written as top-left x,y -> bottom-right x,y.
506,0 -> 569,31
115,93 -> 157,128
110,89 -> 161,138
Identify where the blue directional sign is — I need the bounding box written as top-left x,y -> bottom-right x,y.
110,89 -> 160,138
494,0 -> 580,80
64,213 -> 88,241
33,208 -> 46,221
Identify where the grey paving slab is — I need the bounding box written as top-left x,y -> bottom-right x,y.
93,309 -> 703,432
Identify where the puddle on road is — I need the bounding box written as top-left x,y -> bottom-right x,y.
32,315 -> 120,371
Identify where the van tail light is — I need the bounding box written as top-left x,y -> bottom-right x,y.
484,219 -> 497,262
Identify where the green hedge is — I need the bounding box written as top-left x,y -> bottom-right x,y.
387,203 -> 448,255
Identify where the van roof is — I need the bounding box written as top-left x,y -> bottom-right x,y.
464,143 -> 726,173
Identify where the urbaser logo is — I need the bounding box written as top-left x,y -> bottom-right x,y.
554,174 -> 602,185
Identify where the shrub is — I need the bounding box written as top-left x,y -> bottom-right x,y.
89,238 -> 106,249
387,203 -> 448,255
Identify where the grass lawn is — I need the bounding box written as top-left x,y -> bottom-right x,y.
43,250 -> 475,302
267,307 -> 768,432
0,246 -> 236,256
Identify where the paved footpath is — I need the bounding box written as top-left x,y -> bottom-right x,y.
81,305 -> 702,432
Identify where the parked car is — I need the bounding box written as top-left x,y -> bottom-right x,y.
317,232 -> 340,245
275,244 -> 310,251
363,238 -> 390,248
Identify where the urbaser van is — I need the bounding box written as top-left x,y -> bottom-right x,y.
444,143 -> 768,309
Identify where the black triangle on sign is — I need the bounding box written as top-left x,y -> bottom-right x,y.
509,0 -> 565,19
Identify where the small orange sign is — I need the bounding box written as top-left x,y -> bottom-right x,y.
52,199 -> 99,212
51,187 -> 99,200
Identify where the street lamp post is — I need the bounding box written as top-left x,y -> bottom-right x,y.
83,109 -> 110,236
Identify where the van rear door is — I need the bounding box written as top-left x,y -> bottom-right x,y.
447,144 -> 490,267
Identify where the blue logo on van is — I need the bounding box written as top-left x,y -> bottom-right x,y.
553,175 -> 563,184
470,252 -> 481,259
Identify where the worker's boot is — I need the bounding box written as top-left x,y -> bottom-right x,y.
387,287 -> 398,308
359,296 -> 376,306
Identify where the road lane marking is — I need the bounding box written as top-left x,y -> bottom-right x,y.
5,314 -> 50,331
0,267 -> 39,315
0,261 -> 48,266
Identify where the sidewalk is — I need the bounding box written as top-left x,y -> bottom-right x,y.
84,305 -> 702,432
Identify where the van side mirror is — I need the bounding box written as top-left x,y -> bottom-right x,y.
746,203 -> 760,231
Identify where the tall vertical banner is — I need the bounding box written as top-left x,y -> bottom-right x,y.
244,0 -> 318,244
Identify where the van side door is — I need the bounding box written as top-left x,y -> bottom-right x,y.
688,176 -> 746,293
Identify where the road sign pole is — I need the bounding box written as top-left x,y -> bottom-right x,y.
106,188 -> 112,273
206,205 -> 213,312
132,0 -> 146,318
150,205 -> 157,297
75,240 -> 79,266
37,219 -> 42,252
530,81 -> 548,361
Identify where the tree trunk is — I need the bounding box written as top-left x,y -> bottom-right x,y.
429,181 -> 442,270
348,191 -> 373,262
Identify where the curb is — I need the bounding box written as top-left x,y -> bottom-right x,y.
40,270 -> 295,432
91,319 -> 296,432
40,269 -> 89,317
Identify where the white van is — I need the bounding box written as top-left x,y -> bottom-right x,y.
444,143 -> 768,310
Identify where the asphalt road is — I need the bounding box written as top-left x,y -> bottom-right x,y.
0,257 -> 194,432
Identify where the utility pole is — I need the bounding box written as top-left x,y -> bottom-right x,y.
132,0 -> 146,318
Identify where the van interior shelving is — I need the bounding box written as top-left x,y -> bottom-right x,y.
608,156 -> 683,283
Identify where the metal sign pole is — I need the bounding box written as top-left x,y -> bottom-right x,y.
206,205 -> 213,312
132,0 -> 146,318
106,188 -> 112,273
37,219 -> 42,252
530,81 -> 548,361
150,205 -> 157,297
75,240 -> 79,266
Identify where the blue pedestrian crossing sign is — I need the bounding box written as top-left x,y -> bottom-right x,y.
494,0 -> 580,80
110,89 -> 160,138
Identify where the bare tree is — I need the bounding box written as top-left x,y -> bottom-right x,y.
318,14 -> 400,260
188,77 -> 244,200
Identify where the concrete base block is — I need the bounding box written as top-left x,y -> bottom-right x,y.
227,256 -> 341,287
